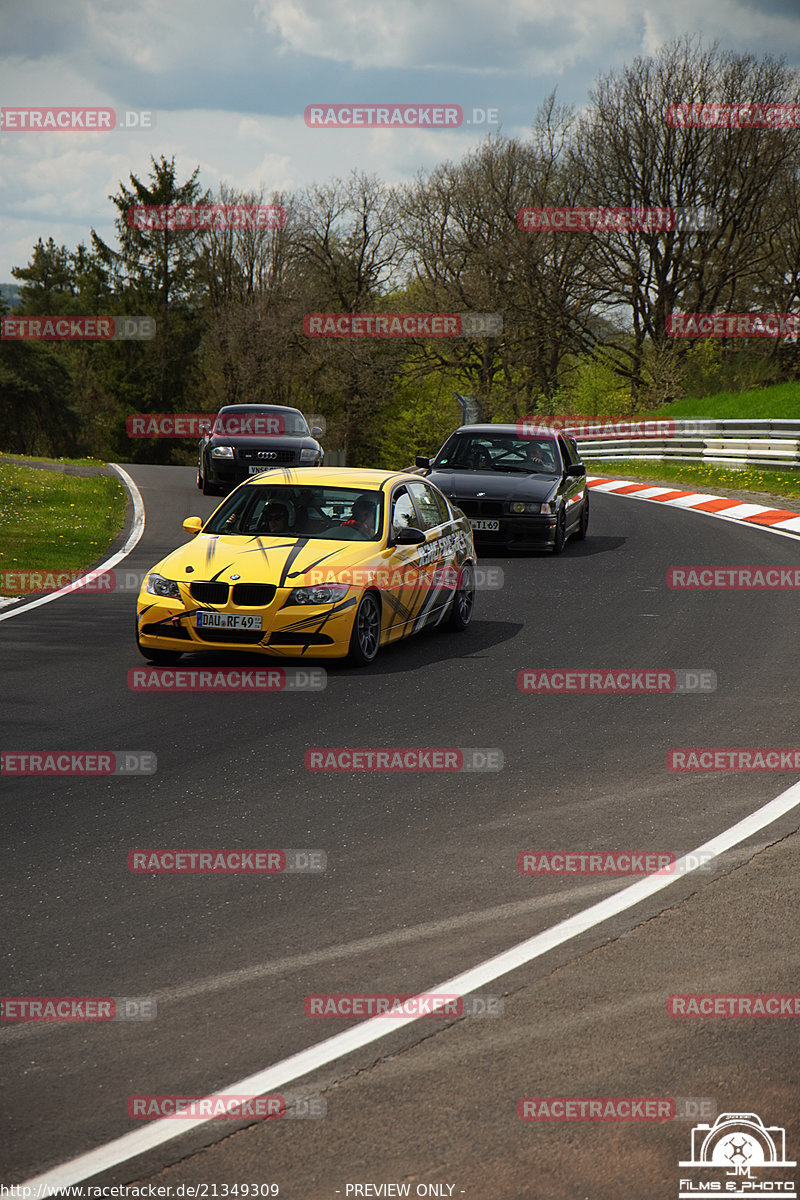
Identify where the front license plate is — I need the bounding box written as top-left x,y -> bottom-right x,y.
195,613 -> 263,630
470,519 -> 500,531
248,465 -> 268,475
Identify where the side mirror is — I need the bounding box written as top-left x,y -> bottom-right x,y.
415,456 -> 431,469
565,463 -> 586,477
183,516 -> 203,535
311,426 -> 323,438
394,526 -> 427,546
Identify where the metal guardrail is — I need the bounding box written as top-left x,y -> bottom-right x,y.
567,418 -> 800,469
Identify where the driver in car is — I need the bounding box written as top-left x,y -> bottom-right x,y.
525,441 -> 549,468
341,496 -> 377,537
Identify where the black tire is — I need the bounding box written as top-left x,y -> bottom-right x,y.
575,492 -> 589,540
448,561 -> 475,630
552,505 -> 567,554
200,456 -> 220,496
347,591 -> 381,666
135,614 -> 183,664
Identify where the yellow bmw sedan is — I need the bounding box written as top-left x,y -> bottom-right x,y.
135,467 -> 477,666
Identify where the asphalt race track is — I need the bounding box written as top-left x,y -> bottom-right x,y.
2,464 -> 798,1199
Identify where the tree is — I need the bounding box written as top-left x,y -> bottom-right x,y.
90,156 -> 210,459
570,36 -> 800,401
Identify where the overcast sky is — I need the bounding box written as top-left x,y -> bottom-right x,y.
1,0 -> 799,281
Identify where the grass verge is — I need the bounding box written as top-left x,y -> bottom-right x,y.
0,452 -> 106,467
0,463 -> 128,595
635,381 -> 800,420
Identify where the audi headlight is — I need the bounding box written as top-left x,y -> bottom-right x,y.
289,584 -> 350,605
146,573 -> 181,599
299,448 -> 317,463
211,445 -> 234,459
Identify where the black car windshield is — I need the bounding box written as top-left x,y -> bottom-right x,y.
211,408 -> 310,437
435,433 -> 560,474
204,485 -> 385,541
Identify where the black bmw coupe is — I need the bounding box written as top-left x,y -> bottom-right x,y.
415,424 -> 589,553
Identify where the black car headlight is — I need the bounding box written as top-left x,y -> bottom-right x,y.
211,445 -> 234,459
289,584 -> 350,604
146,573 -> 181,599
509,501 -> 550,514
299,448 -> 317,463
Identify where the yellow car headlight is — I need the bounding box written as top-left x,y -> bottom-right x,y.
146,573 -> 181,599
289,584 -> 350,605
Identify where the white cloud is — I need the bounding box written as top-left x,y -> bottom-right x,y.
256,0 -> 644,73
1,0 -> 798,277
640,0 -> 800,55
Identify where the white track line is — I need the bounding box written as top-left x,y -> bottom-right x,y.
22,779 -> 800,1189
0,465 -> 144,623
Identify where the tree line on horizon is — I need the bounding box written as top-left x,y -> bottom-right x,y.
2,36 -> 799,467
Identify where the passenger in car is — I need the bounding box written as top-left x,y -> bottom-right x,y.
261,502 -> 291,534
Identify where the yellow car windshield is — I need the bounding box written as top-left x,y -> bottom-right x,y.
205,485 -> 385,541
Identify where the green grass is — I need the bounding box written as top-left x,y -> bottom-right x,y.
0,464 -> 128,594
0,451 -> 106,467
635,381 -> 800,420
584,458 -> 800,502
